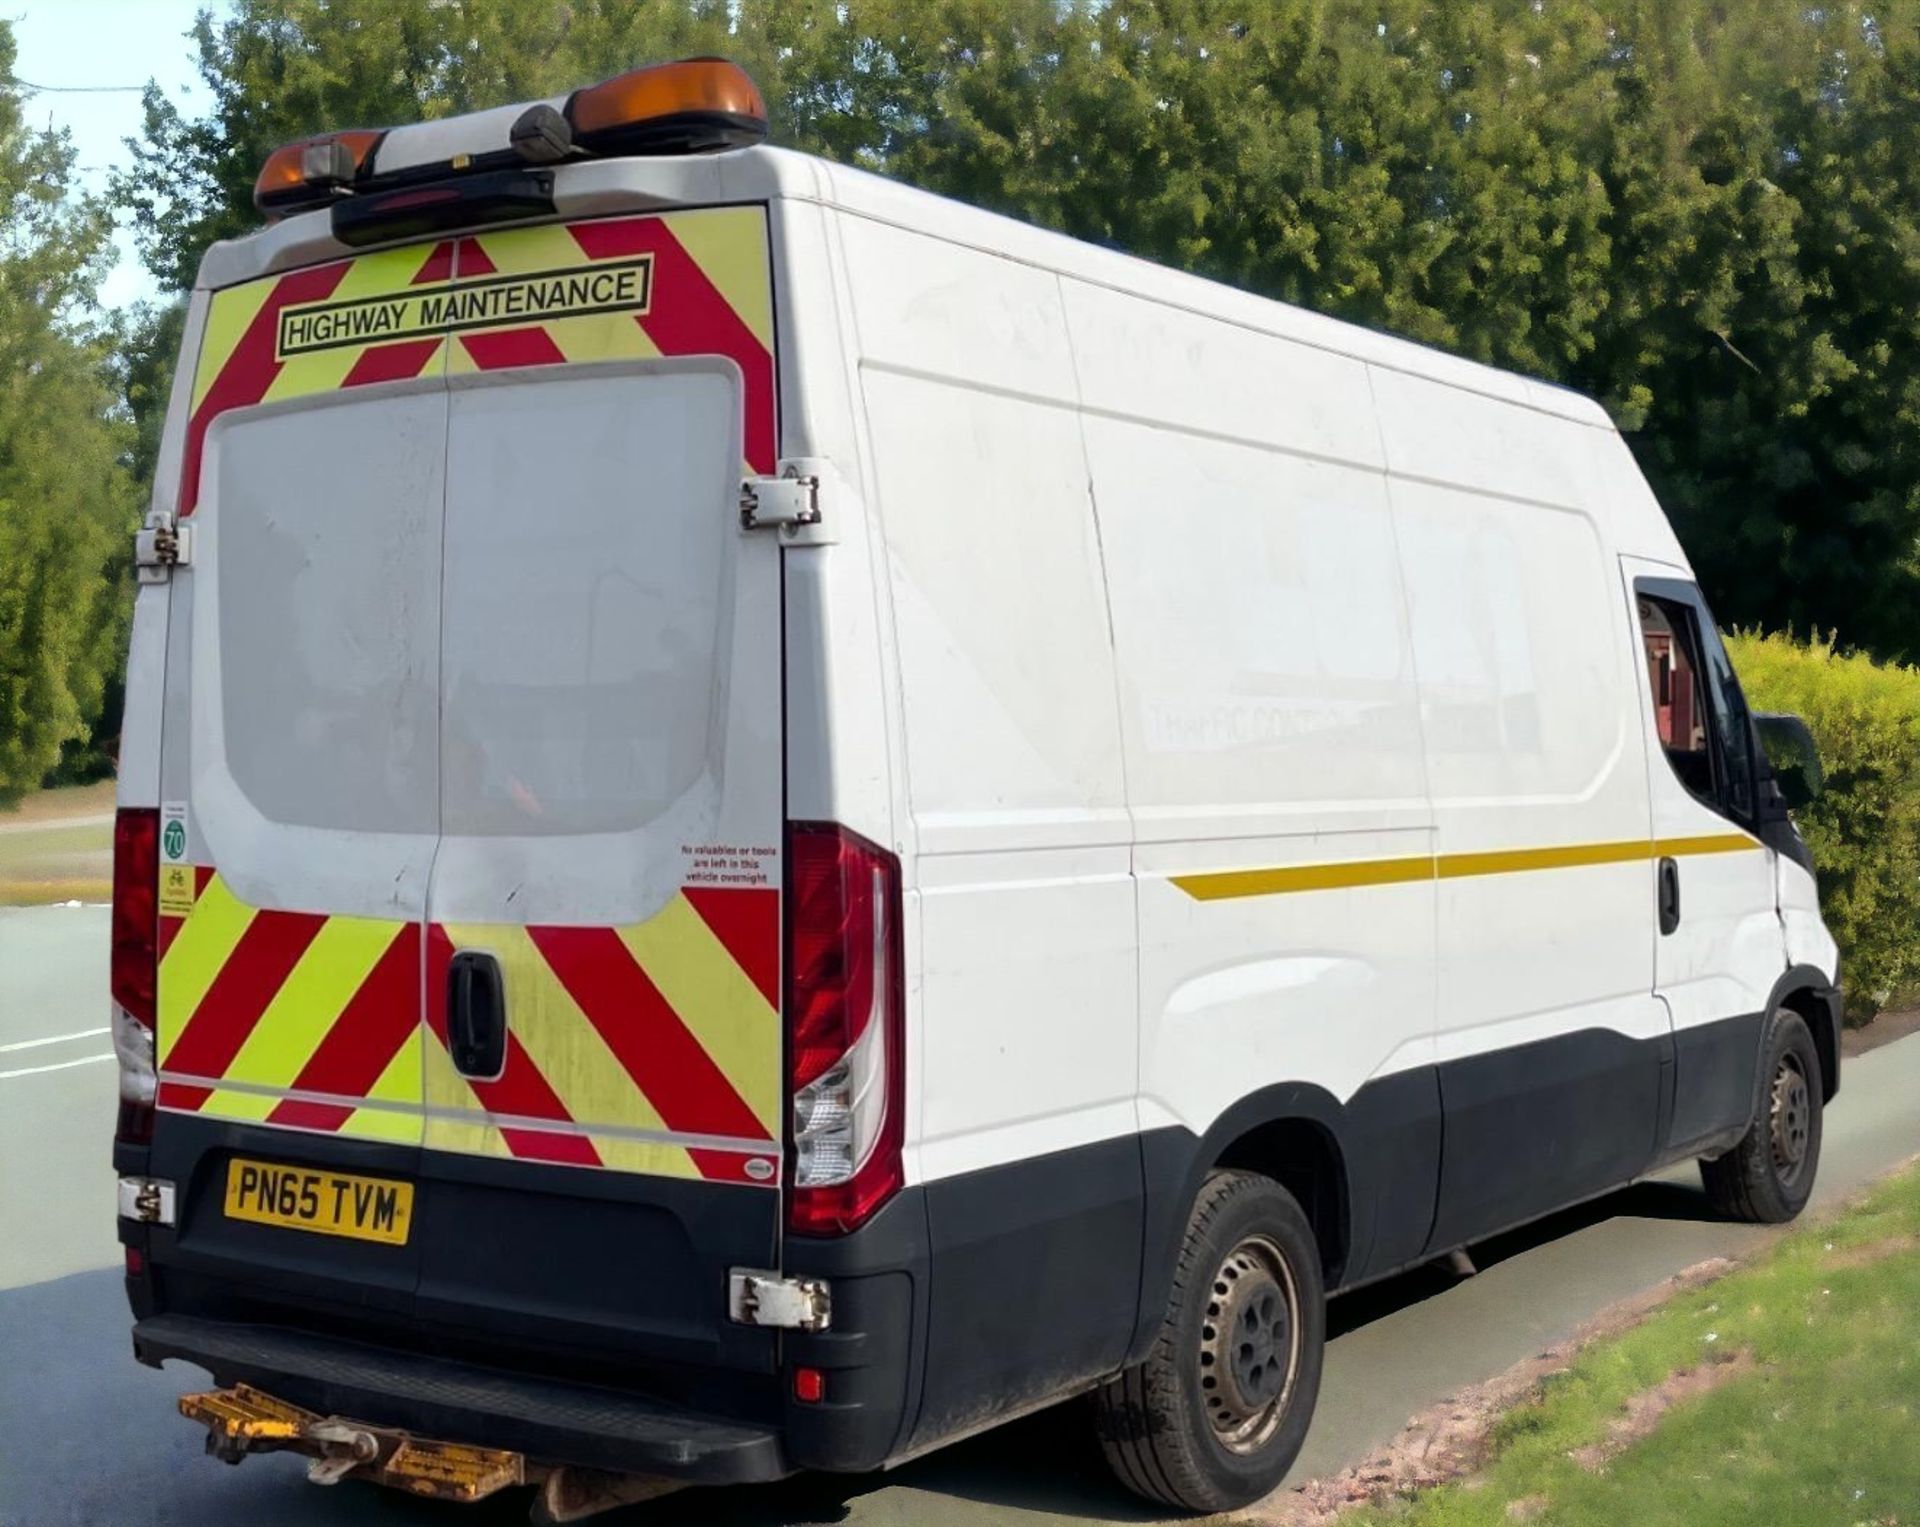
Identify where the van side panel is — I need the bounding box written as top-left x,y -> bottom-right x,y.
1063,277 -> 1443,1288
836,212 -> 1144,1441
1373,374 -> 1668,1248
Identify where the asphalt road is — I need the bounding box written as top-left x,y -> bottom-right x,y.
4,901 -> 1918,1527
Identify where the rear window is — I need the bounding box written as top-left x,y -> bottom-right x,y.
213,389 -> 446,834
439,365 -> 737,837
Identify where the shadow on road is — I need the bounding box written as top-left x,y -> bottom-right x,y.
1328,1176 -> 1719,1340
0,1177 -> 1725,1527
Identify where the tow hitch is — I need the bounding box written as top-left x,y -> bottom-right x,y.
178,1384 -> 683,1522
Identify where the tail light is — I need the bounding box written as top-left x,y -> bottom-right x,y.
110,808 -> 159,1144
785,823 -> 904,1236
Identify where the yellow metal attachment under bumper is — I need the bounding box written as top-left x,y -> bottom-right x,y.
177,1384 -> 524,1503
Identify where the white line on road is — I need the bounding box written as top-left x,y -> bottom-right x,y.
0,1026 -> 109,1054
0,1052 -> 114,1080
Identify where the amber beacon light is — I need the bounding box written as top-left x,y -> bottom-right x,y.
566,58 -> 769,154
253,130 -> 382,216
253,59 -> 767,219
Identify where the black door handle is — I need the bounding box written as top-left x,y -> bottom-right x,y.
447,949 -> 506,1079
1657,857 -> 1681,935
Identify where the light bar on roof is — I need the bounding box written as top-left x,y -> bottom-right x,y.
251,58 -> 769,221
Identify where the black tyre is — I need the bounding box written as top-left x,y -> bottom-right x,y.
1700,1008 -> 1823,1223
1093,1170 -> 1324,1512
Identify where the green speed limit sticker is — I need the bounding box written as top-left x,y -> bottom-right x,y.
161,802 -> 188,863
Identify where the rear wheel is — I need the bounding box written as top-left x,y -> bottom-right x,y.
1093,1170 -> 1324,1512
1700,1008 -> 1823,1223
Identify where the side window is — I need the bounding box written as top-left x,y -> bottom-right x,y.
1637,589 -> 1756,822
1639,596 -> 1715,800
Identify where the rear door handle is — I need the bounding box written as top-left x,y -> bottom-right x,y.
447,949 -> 507,1080
1657,857 -> 1681,935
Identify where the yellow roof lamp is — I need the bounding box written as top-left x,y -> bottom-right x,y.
253,58 -> 769,241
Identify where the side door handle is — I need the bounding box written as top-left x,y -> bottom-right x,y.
1657,857 -> 1681,935
447,949 -> 507,1080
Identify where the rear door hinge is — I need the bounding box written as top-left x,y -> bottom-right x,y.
134,515 -> 192,584
728,1269 -> 831,1331
739,474 -> 820,533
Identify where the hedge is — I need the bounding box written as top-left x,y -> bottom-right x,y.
1728,631 -> 1920,1025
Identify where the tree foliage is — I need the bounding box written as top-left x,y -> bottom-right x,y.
0,22 -> 135,804
1731,630 -> 1920,1023
108,0 -> 1920,660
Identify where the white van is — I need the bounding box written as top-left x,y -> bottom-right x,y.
109,59 -> 1841,1516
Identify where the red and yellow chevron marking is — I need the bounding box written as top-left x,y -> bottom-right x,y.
180,206 -> 775,515
155,871 -> 782,1186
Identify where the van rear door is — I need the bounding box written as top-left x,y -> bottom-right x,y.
152,241 -> 456,1313
414,212 -> 785,1366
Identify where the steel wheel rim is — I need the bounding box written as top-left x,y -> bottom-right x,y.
1197,1233 -> 1301,1455
1770,1052 -> 1812,1184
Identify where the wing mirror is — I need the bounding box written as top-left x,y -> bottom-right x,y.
1754,712 -> 1823,810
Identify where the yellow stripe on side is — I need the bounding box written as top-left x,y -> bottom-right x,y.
157,876 -> 255,1065
218,916 -> 401,1090
1172,855 -> 1434,903
668,207 -> 775,352
615,896 -> 781,1139
1174,832 -> 1763,903
1657,833 -> 1761,859
1437,839 -> 1652,880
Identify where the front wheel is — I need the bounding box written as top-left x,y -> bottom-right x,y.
1700,1008 -> 1824,1223
1093,1170 -> 1324,1512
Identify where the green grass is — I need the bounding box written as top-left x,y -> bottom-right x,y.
0,818 -> 112,904
1346,1165 -> 1920,1527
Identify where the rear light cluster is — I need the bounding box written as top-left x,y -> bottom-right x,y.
784,824 -> 904,1236
110,808 -> 159,1145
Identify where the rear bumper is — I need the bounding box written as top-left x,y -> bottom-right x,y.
132,1313 -> 788,1485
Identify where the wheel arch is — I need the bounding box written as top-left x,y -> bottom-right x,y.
1130,1082 -> 1360,1368
1769,964 -> 1842,1105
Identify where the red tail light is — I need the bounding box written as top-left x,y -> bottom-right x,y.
785,823 -> 904,1236
111,809 -> 158,1025
111,808 -> 159,1144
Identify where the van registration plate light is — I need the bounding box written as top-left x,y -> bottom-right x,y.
223,1158 -> 413,1245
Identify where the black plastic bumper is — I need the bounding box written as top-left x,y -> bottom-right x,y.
132,1313 -> 789,1485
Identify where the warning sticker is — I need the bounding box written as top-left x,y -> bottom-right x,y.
159,863 -> 195,918
275,257 -> 654,358
681,842 -> 777,889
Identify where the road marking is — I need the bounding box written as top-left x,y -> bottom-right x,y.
0,1026 -> 110,1054
0,1053 -> 115,1080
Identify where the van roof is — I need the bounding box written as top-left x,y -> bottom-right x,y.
198,139 -> 1614,434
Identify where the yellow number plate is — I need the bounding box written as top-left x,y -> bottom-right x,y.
223,1158 -> 413,1246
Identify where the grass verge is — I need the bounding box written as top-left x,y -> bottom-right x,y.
0,817 -> 113,906
1336,1162 -> 1920,1527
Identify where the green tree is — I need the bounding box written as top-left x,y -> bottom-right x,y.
0,22 -> 137,804
111,0 -> 1920,662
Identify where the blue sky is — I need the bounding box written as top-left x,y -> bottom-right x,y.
11,1 -> 223,308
